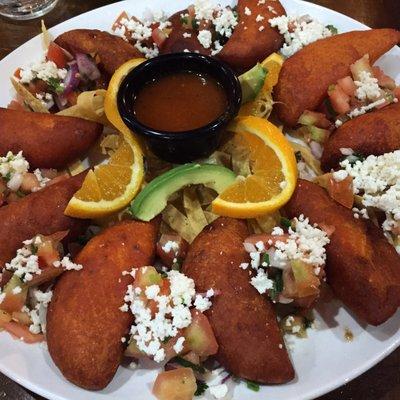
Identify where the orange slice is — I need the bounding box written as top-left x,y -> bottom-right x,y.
64,133 -> 144,218
211,116 -> 297,218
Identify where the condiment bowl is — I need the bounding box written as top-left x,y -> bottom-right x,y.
117,53 -> 242,163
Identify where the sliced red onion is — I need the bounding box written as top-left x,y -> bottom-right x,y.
62,61 -> 80,95
54,94 -> 68,111
310,141 -> 323,159
76,53 -> 101,81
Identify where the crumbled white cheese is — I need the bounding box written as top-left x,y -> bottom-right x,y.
347,98 -> 386,119
0,151 -> 29,191
122,269 -> 213,362
244,6 -> 251,16
209,384 -> 228,399
53,256 -> 83,271
173,336 -> 185,354
251,269 -> 274,294
32,169 -> 50,190
332,170 -> 349,182
340,151 -> 400,240
19,59 -> 67,84
340,148 -> 354,156
182,32 -> 192,38
12,286 -> 22,295
161,240 -> 179,255
28,287 -> 53,334
354,71 -> 381,101
197,29 -> 212,49
259,25 -> 265,32
269,15 -> 333,58
5,236 -> 42,282
256,14 -> 265,22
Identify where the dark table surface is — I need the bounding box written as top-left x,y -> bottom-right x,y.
0,0 -> 400,399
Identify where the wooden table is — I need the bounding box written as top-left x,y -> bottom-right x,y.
0,1 -> 399,399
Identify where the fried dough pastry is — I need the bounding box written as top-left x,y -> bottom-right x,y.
0,108 -> 102,169
286,179 -> 400,325
55,29 -> 141,76
321,102 -> 400,171
0,173 -> 87,267
47,219 -> 159,390
160,11 -> 211,55
182,217 -> 294,383
275,29 -> 400,127
217,0 -> 286,72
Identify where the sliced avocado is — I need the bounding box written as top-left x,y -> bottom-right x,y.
130,163 -> 236,222
239,63 -> 267,104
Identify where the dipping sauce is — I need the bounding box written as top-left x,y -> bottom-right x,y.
133,71 -> 228,132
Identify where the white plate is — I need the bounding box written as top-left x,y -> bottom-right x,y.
0,1 -> 399,399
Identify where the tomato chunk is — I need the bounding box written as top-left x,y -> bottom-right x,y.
2,322 -> 44,344
184,310 -> 218,357
47,42 -> 68,68
153,368 -> 197,400
328,85 -> 351,114
337,76 -> 357,96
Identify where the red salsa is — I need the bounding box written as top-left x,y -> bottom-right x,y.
133,71 -> 228,132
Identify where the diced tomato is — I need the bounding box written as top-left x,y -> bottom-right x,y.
298,110 -> 332,129
7,99 -> 25,111
152,28 -> 168,48
244,233 -> 289,250
161,331 -> 185,362
20,173 -> 40,193
134,266 -> 162,290
372,66 -> 396,90
147,279 -> 171,316
350,54 -> 374,81
327,175 -> 354,209
337,76 -> 357,96
181,351 -> 200,365
2,322 -> 44,344
1,275 -> 28,314
11,311 -> 32,326
27,80 -> 49,96
46,42 -> 68,68
156,234 -> 188,268
13,68 -> 22,79
328,84 -> 351,114
65,91 -> 79,106
112,11 -> 129,31
183,310 -> 218,357
40,169 -> 59,180
153,368 -> 197,400
37,240 -> 60,269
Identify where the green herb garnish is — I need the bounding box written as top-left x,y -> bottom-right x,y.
4,172 -> 11,182
173,356 -> 206,374
191,18 -> 199,30
195,380 -> 209,396
160,270 -> 168,278
180,16 -> 189,25
162,336 -> 171,344
268,270 -> 283,300
262,253 -> 270,266
246,380 -> 260,392
47,77 -> 64,94
326,24 -> 338,35
281,217 -> 291,229
295,151 -> 302,162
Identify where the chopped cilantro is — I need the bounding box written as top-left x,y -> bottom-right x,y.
4,172 -> 11,182
280,217 -> 291,229
31,244 -> 38,255
262,253 -> 270,266
172,259 -> 182,271
304,318 -> 313,329
15,190 -> 25,198
162,336 -> 171,344
160,270 -> 168,278
268,270 -> 283,300
246,380 -> 260,392
47,77 -> 64,94
180,16 -> 189,25
173,356 -> 206,374
326,24 -> 338,35
295,151 -> 302,162
195,380 -> 208,396
191,18 -> 199,30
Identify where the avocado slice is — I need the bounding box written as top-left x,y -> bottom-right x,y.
239,63 -> 267,104
130,163 -> 236,221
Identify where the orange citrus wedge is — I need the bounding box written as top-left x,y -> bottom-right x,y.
104,57 -> 146,134
65,130 -> 144,219
211,116 -> 298,218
